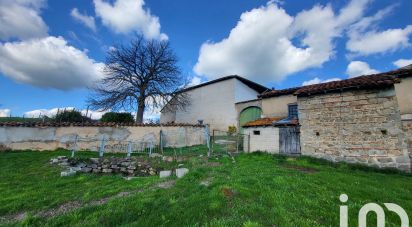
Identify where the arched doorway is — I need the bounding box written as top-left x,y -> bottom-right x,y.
239,106 -> 262,132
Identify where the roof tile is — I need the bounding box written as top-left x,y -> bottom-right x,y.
0,122 -> 204,128
259,65 -> 412,98
243,117 -> 284,127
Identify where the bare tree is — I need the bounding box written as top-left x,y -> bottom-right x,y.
88,35 -> 189,123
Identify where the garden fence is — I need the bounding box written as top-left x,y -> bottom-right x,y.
211,130 -> 249,155
68,127 -> 211,158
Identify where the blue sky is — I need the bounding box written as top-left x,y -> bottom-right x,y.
0,0 -> 411,119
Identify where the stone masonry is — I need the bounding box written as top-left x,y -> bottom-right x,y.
298,87 -> 411,172
402,120 -> 412,168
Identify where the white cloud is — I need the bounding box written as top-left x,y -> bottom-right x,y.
24,107 -> 106,120
347,26 -> 412,56
346,5 -> 412,56
188,76 -> 202,86
0,36 -> 104,90
24,107 -> 75,118
0,109 -> 11,117
80,109 -> 107,120
193,0 -> 370,84
393,59 -> 412,68
93,0 -> 167,40
0,0 -> 48,40
70,8 -> 97,32
346,61 -> 379,78
302,77 -> 341,86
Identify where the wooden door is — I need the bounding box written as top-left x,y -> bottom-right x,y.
279,126 -> 301,154
239,106 -> 262,133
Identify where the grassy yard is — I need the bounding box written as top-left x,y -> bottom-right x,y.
0,148 -> 411,226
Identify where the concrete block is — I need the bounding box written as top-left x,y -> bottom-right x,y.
176,168 -> 189,178
149,153 -> 163,158
159,170 -> 172,178
61,170 -> 76,177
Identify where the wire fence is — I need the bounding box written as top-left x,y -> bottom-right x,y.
67,127 -> 212,158
211,130 -> 250,155
68,135 -> 162,158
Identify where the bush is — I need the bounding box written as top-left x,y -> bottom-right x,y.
54,109 -> 91,123
100,112 -> 135,123
228,125 -> 237,135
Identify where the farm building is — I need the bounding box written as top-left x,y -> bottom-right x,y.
244,65 -> 412,171
161,64 -> 412,171
160,75 -> 267,131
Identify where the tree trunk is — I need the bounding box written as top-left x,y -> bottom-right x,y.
136,99 -> 145,123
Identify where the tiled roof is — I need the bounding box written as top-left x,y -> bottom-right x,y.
0,122 -> 204,127
243,117 -> 284,127
259,65 -> 412,98
294,73 -> 395,96
273,117 -> 299,127
259,87 -> 300,98
179,75 -> 268,93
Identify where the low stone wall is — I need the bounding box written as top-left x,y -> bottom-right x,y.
0,125 -> 206,151
298,87 -> 411,172
51,156 -> 158,176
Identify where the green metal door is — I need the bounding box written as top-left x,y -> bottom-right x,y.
239,107 -> 262,131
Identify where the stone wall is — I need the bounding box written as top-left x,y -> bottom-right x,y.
298,87 -> 411,172
402,120 -> 412,167
243,127 -> 279,153
0,125 -> 206,151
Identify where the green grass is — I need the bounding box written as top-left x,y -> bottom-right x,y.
0,149 -> 411,226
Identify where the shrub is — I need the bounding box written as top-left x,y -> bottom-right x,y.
100,112 -> 135,123
228,125 -> 237,135
54,109 -> 91,123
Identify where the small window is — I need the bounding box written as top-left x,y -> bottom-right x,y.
253,130 -> 260,135
288,103 -> 298,118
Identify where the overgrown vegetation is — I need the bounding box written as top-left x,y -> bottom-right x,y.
0,149 -> 411,226
228,125 -> 237,135
100,112 -> 134,123
53,109 -> 91,123
0,117 -> 44,122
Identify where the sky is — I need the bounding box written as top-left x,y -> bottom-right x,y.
0,0 -> 411,120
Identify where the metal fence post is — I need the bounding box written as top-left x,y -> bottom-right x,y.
99,136 -> 106,157
248,134 -> 250,153
71,134 -> 78,158
205,125 -> 211,157
159,130 -> 164,154
211,130 -> 215,154
127,141 -> 132,157
236,134 -> 239,153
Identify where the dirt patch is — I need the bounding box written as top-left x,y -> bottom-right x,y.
282,165 -> 318,173
37,201 -> 82,218
200,177 -> 213,186
156,180 -> 176,189
204,161 -> 222,167
0,212 -> 27,224
221,187 -> 234,199
0,180 -> 176,224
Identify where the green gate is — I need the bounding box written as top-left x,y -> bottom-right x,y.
239,106 -> 262,132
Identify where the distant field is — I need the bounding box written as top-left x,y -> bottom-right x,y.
0,149 -> 411,226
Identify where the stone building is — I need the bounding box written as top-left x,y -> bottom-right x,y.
160,65 -> 412,171
256,65 -> 412,171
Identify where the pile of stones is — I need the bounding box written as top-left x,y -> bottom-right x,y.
50,156 -> 157,177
